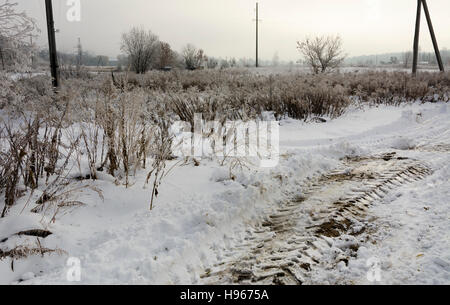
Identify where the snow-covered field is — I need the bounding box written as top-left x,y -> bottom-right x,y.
242,65 -> 442,76
1,101 -> 449,285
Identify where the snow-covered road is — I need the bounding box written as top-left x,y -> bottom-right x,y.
1,101 -> 449,285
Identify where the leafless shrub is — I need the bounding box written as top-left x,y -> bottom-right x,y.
1,239 -> 66,272
145,116 -> 174,210
121,27 -> 159,74
0,83 -> 74,217
0,244 -> 65,261
0,0 -> 39,71
182,44 -> 206,70
297,35 -> 346,74
0,68 -> 448,219
35,184 -> 103,225
59,63 -> 91,80
156,41 -> 177,70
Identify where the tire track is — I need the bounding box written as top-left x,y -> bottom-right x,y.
200,152 -> 432,285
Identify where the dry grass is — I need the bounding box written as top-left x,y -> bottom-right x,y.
0,69 -> 449,215
0,245 -> 64,261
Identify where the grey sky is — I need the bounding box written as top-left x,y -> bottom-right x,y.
15,0 -> 450,60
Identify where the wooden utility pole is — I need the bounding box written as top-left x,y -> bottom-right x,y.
45,0 -> 59,87
77,37 -> 82,69
30,33 -> 35,67
255,2 -> 259,68
412,0 -> 444,75
422,0 -> 444,72
412,0 -> 421,75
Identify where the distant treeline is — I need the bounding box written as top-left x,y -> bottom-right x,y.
37,49 -> 111,67
36,48 -> 289,70
346,50 -> 450,67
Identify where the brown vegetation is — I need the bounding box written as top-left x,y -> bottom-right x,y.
0,69 -> 448,215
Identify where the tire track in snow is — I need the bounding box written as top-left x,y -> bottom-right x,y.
200,152 -> 432,285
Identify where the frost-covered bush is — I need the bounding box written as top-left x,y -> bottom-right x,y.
345,71 -> 449,104
0,73 -> 173,215
0,69 -> 449,215
0,74 -> 70,217
126,70 -> 449,120
0,1 -> 39,72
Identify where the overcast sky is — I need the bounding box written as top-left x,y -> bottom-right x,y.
15,0 -> 450,61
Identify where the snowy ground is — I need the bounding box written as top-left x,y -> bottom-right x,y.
242,65 -> 441,76
1,101 -> 449,285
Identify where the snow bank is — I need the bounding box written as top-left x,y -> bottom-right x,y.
1,101 -> 449,284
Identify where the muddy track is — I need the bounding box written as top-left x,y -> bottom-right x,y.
200,152 -> 432,285
415,143 -> 450,153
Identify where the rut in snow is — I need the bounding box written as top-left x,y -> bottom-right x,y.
200,152 -> 432,285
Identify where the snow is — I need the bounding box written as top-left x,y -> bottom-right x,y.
317,159 -> 450,284
1,101 -> 449,285
6,72 -> 47,81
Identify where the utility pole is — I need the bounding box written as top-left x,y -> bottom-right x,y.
412,0 -> 444,75
45,0 -> 59,87
77,37 -> 82,70
422,0 -> 444,72
412,0 -> 421,75
30,34 -> 35,67
255,2 -> 259,68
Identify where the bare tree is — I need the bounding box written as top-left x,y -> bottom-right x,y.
182,44 -> 205,70
121,27 -> 159,74
229,57 -> 237,68
156,41 -> 176,69
219,59 -> 230,69
403,51 -> 413,69
272,52 -> 279,67
206,57 -> 218,69
0,0 -> 38,70
297,35 -> 346,74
